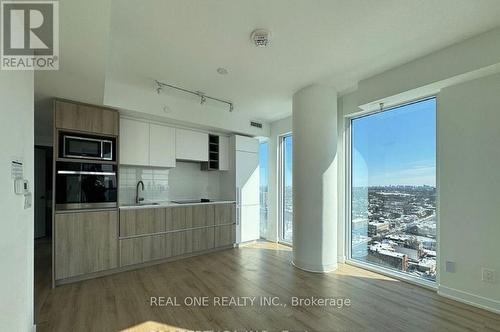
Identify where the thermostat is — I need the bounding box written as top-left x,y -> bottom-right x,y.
14,179 -> 29,195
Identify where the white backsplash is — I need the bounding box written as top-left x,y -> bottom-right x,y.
119,162 -> 221,205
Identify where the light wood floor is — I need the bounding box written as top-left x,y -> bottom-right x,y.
35,240 -> 500,332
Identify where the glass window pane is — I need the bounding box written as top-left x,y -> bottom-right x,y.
282,135 -> 293,243
350,98 -> 437,282
259,142 -> 269,239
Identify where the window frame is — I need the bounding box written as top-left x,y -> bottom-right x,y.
344,96 -> 438,290
278,133 -> 293,245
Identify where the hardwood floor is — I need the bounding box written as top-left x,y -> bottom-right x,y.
35,240 -> 500,332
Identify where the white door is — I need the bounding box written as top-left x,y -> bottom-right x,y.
236,150 -> 260,243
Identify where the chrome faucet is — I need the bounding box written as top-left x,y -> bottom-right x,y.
136,180 -> 145,204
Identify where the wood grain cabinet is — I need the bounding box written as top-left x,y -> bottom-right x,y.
54,100 -> 119,136
120,234 -> 166,266
215,224 -> 236,248
120,208 -> 166,237
117,204 -> 235,269
55,210 -> 118,280
214,203 -> 236,248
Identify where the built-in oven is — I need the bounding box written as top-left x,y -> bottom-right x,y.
61,133 -> 115,161
56,162 -> 117,210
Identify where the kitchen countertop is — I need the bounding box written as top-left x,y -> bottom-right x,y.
119,200 -> 236,210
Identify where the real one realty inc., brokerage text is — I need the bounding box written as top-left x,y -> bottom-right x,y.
150,296 -> 351,309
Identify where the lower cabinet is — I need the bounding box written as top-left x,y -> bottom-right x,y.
214,224 -> 236,247
55,210 -> 118,280
120,234 -> 166,266
118,204 -> 236,268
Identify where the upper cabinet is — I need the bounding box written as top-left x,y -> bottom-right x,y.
150,124 -> 176,167
120,118 -> 149,166
55,100 -> 119,136
176,129 -> 209,162
218,135 -> 230,171
120,118 -> 176,168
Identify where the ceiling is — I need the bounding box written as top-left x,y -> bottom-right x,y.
36,0 -> 500,138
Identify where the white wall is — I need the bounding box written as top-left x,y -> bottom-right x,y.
337,26 -> 500,313
437,73 -> 500,312
0,71 -> 34,330
265,116 -> 292,242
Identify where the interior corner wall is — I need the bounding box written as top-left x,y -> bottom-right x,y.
0,71 -> 35,331
266,116 -> 292,242
437,72 -> 500,313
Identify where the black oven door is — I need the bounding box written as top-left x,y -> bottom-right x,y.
56,162 -> 117,210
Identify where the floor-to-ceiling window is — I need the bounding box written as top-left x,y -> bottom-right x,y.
349,97 -> 437,283
280,134 -> 293,244
259,141 -> 269,239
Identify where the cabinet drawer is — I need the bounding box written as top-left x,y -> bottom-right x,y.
120,234 -> 166,267
171,206 -> 194,231
120,208 -> 166,237
192,227 -> 215,252
171,230 -> 193,257
192,205 -> 215,228
214,203 -> 235,225
214,224 -> 236,248
55,210 -> 118,280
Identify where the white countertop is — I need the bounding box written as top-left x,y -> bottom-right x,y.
119,200 -> 236,210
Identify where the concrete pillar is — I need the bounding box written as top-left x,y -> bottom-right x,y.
292,84 -> 338,272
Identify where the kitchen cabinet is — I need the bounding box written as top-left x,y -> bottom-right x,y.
215,224 -> 236,248
119,208 -> 166,237
120,118 -> 149,166
218,135 -> 230,171
150,123 -> 176,168
117,203 -> 235,269
55,210 -> 118,280
120,234 -> 166,266
120,119 -> 176,168
214,203 -> 236,248
55,100 -> 119,136
192,227 -> 215,252
175,128 -> 209,161
233,135 -> 260,244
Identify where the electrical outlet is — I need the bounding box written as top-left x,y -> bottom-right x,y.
482,268 -> 496,283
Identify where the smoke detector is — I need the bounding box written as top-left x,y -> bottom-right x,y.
250,29 -> 271,47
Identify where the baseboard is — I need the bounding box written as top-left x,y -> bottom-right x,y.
438,285 -> 500,314
291,259 -> 337,273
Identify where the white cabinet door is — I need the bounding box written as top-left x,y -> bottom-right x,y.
175,128 -> 209,162
240,204 -> 260,243
120,118 -> 149,166
149,124 -> 176,168
236,151 -> 260,206
219,135 -> 230,171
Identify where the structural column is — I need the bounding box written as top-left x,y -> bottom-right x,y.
292,84 -> 338,272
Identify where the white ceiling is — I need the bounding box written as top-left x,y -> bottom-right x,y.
35,0 -> 500,139
106,0 -> 500,121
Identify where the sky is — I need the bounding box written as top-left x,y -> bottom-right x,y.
259,142 -> 269,186
352,98 -> 436,187
259,135 -> 293,188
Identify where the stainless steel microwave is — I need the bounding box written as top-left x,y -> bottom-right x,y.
62,134 -> 114,161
